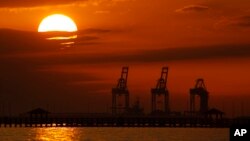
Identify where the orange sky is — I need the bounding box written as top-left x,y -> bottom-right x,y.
0,0 -> 250,117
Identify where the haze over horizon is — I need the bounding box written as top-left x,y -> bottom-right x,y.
0,0 -> 250,117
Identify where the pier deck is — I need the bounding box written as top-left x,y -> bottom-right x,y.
1,116 -> 249,128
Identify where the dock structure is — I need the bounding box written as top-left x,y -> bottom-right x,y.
151,67 -> 169,114
0,107 -> 248,128
0,115 -> 249,128
190,79 -> 209,115
112,67 -> 130,115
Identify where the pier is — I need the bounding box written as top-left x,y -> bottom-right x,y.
0,115 -> 249,128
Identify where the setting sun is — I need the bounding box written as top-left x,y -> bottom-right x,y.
38,14 -> 77,32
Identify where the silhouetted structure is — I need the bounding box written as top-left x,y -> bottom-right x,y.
27,108 -> 50,119
190,79 -> 209,115
127,97 -> 144,115
206,108 -> 224,120
151,66 -> 169,114
112,67 -> 129,114
2,115 -> 248,128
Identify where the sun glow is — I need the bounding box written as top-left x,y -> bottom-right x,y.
38,14 -> 77,32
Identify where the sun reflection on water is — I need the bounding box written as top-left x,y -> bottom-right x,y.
34,128 -> 79,141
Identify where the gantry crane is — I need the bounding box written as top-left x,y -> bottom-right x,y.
112,67 -> 129,114
190,78 -> 209,114
151,66 -> 169,114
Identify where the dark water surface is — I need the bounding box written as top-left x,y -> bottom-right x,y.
0,127 -> 228,141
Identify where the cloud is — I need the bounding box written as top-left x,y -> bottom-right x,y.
0,28 -> 107,54
95,10 -> 110,14
215,15 -> 250,28
0,0 -> 132,8
0,0 -> 86,8
2,28 -> 249,64
176,5 -> 209,13
21,44 -> 250,66
81,28 -> 112,34
0,29 -> 61,53
128,44 -> 250,62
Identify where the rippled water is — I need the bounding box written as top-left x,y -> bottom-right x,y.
0,127 -> 228,141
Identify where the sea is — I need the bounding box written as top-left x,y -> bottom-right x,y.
0,127 -> 228,141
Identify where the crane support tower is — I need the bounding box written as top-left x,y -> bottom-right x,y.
151,66 -> 169,114
112,67 -> 129,114
190,79 -> 209,114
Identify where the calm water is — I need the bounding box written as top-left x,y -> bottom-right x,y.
0,127 -> 228,141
